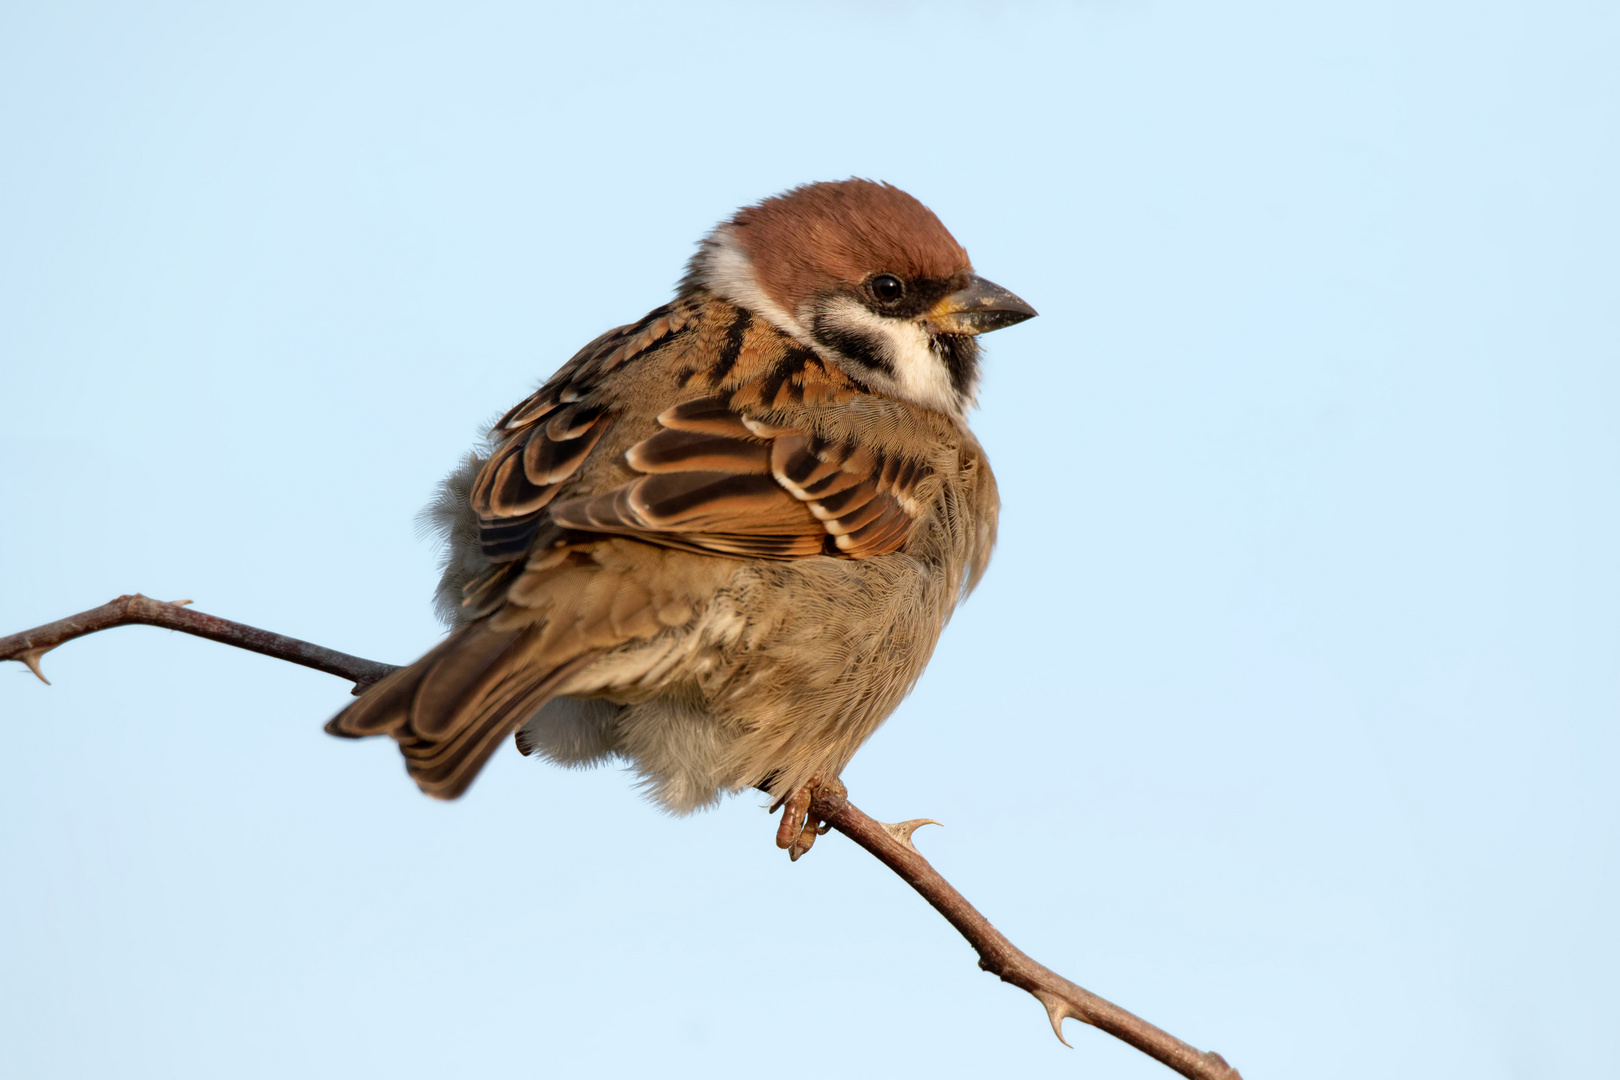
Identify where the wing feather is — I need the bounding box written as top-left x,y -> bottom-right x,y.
468,302 -> 937,574
546,394 -> 932,560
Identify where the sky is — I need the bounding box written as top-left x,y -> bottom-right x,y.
2,2 -> 1617,1077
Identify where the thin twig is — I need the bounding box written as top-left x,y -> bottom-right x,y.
0,594 -> 397,691
4,595 -> 1240,1078
811,779 -> 1241,1079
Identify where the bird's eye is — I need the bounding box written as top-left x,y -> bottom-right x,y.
869,274 -> 905,304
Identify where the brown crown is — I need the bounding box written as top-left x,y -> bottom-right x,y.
729,180 -> 972,309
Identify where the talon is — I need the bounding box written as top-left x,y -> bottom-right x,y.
775,781 -> 814,851
775,773 -> 833,861
788,825 -> 817,861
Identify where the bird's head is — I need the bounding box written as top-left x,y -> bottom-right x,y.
684,179 -> 1036,416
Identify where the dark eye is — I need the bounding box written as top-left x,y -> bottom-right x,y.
869,274 -> 905,304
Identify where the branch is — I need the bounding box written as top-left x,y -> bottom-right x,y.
811,779 -> 1240,1078
0,594 -> 397,691
4,595 -> 1241,1079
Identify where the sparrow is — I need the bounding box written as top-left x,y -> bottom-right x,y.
327,179 -> 1036,858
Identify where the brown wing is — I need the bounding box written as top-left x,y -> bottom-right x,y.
548,394 -> 933,560
468,297 -> 936,571
467,300 -> 700,562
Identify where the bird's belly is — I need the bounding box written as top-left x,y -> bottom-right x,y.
522,554 -> 951,814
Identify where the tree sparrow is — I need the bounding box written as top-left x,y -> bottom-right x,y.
327,180 -> 1036,857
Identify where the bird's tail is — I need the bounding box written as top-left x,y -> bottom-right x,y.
326,622 -> 594,800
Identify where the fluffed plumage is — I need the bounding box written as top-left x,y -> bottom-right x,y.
327,179 -> 1034,825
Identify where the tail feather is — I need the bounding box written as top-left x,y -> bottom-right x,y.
408,626 -> 532,739
326,622 -> 596,800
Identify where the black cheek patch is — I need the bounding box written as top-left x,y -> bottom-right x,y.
810,309 -> 895,377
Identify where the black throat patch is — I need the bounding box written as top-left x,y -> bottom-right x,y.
933,333 -> 980,398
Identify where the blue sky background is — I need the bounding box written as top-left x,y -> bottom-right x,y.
3,3 -> 1616,1077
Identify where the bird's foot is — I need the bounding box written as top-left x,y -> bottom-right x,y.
774,774 -> 846,861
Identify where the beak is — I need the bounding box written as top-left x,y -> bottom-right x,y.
924,275 -> 1038,335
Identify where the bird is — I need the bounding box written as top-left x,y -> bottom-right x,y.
326,179 -> 1035,858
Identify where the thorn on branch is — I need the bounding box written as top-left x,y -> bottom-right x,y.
882,817 -> 942,850
18,647 -> 53,685
1032,989 -> 1090,1047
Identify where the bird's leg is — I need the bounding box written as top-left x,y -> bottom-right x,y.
774,773 -> 838,861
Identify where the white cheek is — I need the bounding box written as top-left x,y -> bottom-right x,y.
885,317 -> 958,413
698,228 -> 815,345
815,298 -> 959,416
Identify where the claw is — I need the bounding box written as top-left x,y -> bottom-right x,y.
881,818 -> 941,850
775,781 -> 814,852
775,773 -> 835,861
